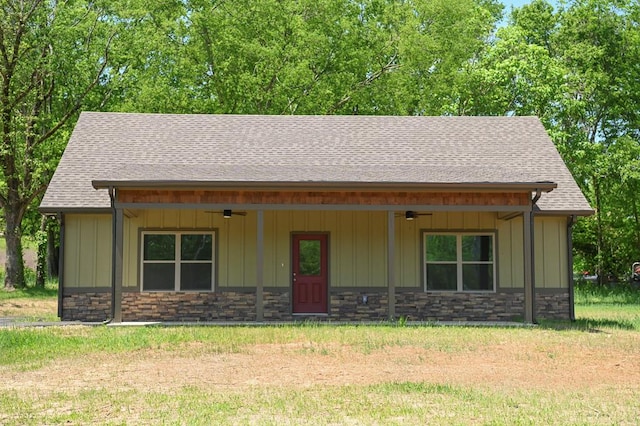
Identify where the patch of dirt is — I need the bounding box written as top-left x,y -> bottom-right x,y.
2,337 -> 639,395
0,299 -> 57,317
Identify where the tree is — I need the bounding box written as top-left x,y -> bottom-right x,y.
552,0 -> 640,279
0,0 -> 115,289
446,0 -> 640,279
110,0 -> 501,116
0,0 -> 503,290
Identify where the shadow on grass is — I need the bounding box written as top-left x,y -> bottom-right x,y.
539,317 -> 637,332
0,284 -> 58,301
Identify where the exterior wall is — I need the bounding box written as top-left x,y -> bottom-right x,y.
396,290 -> 570,321
60,289 -> 571,322
61,210 -> 571,322
396,211 -> 499,288
61,291 -> 111,321
121,209 -> 389,288
121,291 -> 257,321
66,210 -> 568,291
497,215 -> 569,289
264,210 -> 388,288
63,214 -> 112,288
535,216 -> 570,289
498,216 -> 525,289
122,209 -> 257,288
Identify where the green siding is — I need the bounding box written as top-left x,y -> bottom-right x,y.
66,210 -> 569,291
63,214 -> 112,288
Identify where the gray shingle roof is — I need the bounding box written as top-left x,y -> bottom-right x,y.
40,112 -> 593,214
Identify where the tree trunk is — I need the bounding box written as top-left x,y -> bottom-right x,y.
594,175 -> 604,286
36,215 -> 47,288
3,206 -> 25,290
47,217 -> 59,278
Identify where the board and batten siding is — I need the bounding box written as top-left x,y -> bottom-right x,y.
535,216 -> 570,289
263,211 -> 388,288
122,209 -> 257,288
62,210 -> 569,290
63,214 -> 112,288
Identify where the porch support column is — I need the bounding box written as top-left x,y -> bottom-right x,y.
112,206 -> 124,323
256,210 -> 264,322
57,213 -> 65,319
387,211 -> 396,320
567,215 -> 576,321
523,209 -> 535,324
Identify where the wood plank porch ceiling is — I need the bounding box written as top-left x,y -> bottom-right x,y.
117,189 -> 534,206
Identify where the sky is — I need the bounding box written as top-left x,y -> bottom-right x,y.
503,0 -> 537,8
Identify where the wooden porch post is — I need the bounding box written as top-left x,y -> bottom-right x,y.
256,210 -> 264,321
523,209 -> 535,324
113,207 -> 124,323
387,211 -> 396,320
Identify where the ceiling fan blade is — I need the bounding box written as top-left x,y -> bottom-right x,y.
203,210 -> 247,216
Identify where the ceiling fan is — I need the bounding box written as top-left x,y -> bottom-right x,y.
395,211 -> 432,220
204,209 -> 247,218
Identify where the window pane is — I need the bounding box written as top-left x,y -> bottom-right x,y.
144,235 -> 175,261
181,234 -> 212,261
143,264 -> 175,290
426,264 -> 457,290
299,240 -> 321,276
181,263 -> 212,290
463,264 -> 493,291
426,235 -> 457,261
462,235 -> 493,262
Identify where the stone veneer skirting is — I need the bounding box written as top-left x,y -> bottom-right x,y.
62,292 -> 111,322
61,289 -> 571,322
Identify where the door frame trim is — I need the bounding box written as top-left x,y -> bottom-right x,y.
290,232 -> 330,314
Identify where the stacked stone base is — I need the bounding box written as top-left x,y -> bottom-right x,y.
62,292 -> 111,322
122,292 -> 257,321
61,289 -> 572,322
395,291 -> 570,321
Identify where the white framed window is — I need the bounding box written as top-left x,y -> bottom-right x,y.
424,232 -> 495,292
141,231 -> 215,291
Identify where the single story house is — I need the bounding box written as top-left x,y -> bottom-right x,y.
40,112 -> 593,323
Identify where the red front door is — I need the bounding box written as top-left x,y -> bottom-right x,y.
292,234 -> 328,314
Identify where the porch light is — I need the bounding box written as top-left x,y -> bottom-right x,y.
223,209 -> 232,219
405,211 -> 416,221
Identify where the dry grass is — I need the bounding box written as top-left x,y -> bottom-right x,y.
1,283 -> 640,424
1,324 -> 639,425
0,298 -> 57,318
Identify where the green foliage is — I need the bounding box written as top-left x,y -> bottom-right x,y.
0,278 -> 57,302
107,0 -> 501,115
0,0 -> 121,288
574,280 -> 640,305
3,0 -> 640,287
446,0 -> 640,278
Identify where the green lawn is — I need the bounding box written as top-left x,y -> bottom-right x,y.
0,280 -> 57,302
0,283 -> 639,425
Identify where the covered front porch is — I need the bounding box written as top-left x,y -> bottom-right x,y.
76,186 -> 561,324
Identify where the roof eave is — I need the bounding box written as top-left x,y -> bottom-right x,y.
91,180 -> 558,193
39,206 -> 112,215
535,209 -> 595,217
